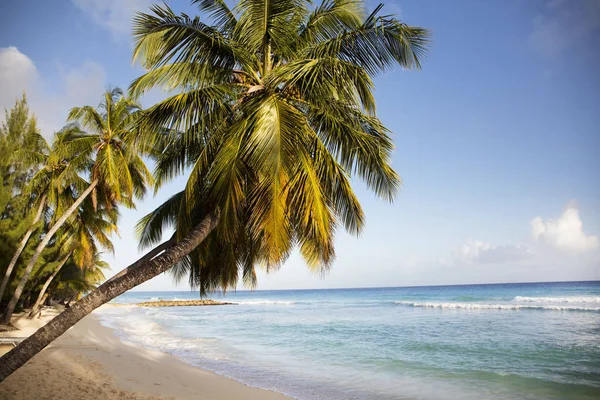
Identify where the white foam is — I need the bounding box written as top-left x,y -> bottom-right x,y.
513,296 -> 600,304
394,301 -> 600,312
146,311 -> 197,320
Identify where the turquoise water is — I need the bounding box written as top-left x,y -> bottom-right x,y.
97,281 -> 600,399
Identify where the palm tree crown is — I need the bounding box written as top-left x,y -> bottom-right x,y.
131,0 -> 429,295
67,87 -> 155,208
24,127 -> 91,213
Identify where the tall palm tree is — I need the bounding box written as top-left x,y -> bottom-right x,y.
0,0 -> 428,381
0,98 -> 49,301
1,88 -> 153,325
28,197 -> 118,317
132,0 -> 428,294
0,126 -> 88,302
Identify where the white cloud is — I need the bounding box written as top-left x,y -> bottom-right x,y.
0,47 -> 40,113
442,206 -> 598,271
530,0 -> 600,57
452,239 -> 533,265
477,244 -> 534,264
71,0 -> 154,39
0,47 -> 106,138
531,208 -> 599,252
36,61 -> 106,137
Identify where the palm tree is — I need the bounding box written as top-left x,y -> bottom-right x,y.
26,252 -> 71,318
0,97 -> 49,301
0,197 -> 47,303
0,127 -> 88,310
132,0 -> 428,294
0,126 -> 86,302
0,0 -> 428,381
1,88 -> 153,325
53,251 -> 110,304
28,197 -> 118,317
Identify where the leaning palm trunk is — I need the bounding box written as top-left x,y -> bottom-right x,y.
0,212 -> 218,382
27,253 -> 71,319
103,235 -> 175,285
1,181 -> 97,325
0,194 -> 47,301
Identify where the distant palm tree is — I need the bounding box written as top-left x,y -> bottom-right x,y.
28,198 -> 118,317
54,251 -> 110,302
26,253 -> 71,318
0,128 -> 84,302
0,0 -> 428,381
0,98 -> 49,301
1,88 -> 153,324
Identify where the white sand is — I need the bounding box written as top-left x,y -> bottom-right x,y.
0,307 -> 291,400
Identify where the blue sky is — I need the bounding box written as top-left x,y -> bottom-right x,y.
1,0 -> 599,291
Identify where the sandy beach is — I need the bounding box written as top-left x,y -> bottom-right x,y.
0,307 -> 291,400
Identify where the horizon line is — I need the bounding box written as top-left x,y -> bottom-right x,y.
126,279 -> 600,293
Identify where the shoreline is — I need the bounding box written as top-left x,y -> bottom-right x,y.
0,308 -> 292,400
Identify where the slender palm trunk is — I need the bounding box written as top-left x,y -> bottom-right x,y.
1,181 -> 97,325
27,253 -> 71,319
37,294 -> 49,316
0,212 -> 218,382
0,194 -> 47,301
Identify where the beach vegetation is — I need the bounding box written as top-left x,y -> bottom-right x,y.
1,88 -> 153,324
0,0 -> 428,381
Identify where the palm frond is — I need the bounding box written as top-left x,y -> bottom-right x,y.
132,4 -> 253,71
135,191 -> 183,250
300,8 -> 430,75
192,0 -> 238,32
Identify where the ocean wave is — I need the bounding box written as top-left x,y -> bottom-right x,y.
395,301 -> 600,312
513,296 -> 600,304
145,311 -> 198,321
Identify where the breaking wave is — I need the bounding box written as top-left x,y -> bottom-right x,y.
395,301 -> 600,312
513,296 -> 600,304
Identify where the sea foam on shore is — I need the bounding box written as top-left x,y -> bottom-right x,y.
0,311 -> 290,400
